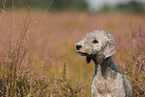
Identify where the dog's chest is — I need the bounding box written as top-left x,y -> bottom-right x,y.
92,76 -> 114,93
92,65 -> 119,93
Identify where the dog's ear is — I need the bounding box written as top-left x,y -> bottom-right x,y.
86,57 -> 91,63
101,40 -> 116,59
97,40 -> 115,64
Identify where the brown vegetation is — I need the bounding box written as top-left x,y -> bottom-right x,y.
0,10 -> 144,96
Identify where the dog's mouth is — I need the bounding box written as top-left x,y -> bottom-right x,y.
77,51 -> 88,56
76,50 -> 97,57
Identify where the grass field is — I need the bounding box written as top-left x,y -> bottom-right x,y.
0,10 -> 145,96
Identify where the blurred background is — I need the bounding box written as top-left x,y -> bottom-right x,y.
0,0 -> 145,96
0,0 -> 145,13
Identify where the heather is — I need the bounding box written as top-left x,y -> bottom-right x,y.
0,10 -> 145,96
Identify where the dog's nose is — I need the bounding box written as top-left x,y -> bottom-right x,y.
76,45 -> 82,50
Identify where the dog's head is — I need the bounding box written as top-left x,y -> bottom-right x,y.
76,30 -> 116,63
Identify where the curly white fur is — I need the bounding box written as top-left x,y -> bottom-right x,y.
76,30 -> 132,97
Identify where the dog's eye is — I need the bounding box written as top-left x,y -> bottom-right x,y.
92,39 -> 98,44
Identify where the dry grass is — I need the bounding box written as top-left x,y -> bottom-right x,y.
0,10 -> 145,96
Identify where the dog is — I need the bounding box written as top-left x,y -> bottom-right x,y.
76,30 -> 132,97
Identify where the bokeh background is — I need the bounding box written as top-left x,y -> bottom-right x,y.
0,0 -> 145,96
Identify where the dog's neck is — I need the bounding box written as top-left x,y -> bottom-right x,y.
92,56 -> 113,77
92,55 -> 113,65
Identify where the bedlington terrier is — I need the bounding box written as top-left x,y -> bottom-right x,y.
76,30 -> 132,97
